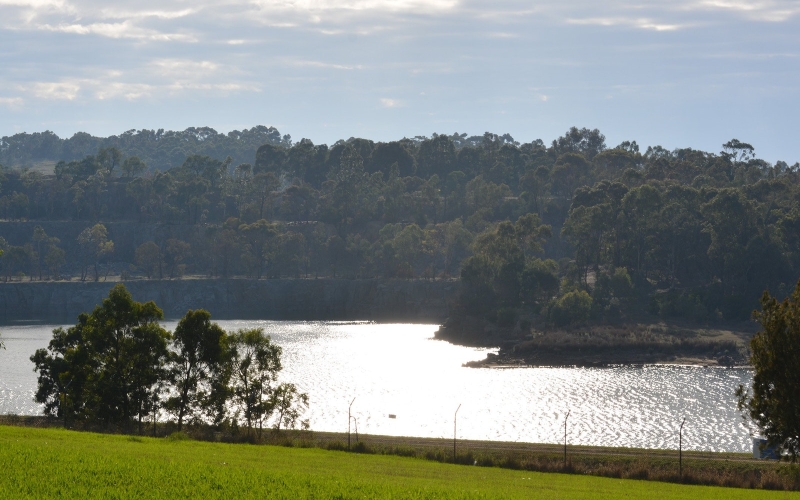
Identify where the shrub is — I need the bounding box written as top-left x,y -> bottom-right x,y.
166,431 -> 191,442
495,307 -> 517,327
550,290 -> 592,326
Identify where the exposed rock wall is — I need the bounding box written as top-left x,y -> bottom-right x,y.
0,279 -> 456,323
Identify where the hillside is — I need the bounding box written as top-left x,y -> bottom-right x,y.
1,127 -> 799,348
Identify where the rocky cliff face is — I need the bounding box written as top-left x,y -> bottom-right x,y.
0,279 -> 456,323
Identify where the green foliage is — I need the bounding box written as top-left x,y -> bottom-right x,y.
461,216 -> 552,320
228,328 -> 309,436
135,241 -> 163,279
29,287 -> 308,431
653,290 -> 711,322
520,258 -> 560,308
1,126 -> 286,171
738,280 -> 800,460
2,127 -> 799,324
166,309 -> 228,430
77,223 -> 114,282
166,431 -> 191,442
30,284 -> 169,424
495,307 -> 518,327
550,290 -> 593,326
0,241 -> 28,281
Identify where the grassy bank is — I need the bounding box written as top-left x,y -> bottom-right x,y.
2,415 -> 796,490
0,425 -> 796,499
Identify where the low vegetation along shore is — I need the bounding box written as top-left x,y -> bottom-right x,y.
2,416 -> 799,493
436,318 -> 753,367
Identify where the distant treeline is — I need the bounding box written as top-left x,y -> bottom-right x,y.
0,126 -> 290,171
1,126 -> 800,326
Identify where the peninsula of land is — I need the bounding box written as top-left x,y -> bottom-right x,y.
435,314 -> 753,368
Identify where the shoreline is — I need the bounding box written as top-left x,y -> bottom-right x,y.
438,316 -> 755,368
0,277 -> 756,368
0,415 -> 757,459
0,278 -> 454,324
471,360 -> 754,369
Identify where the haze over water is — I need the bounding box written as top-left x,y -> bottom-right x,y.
0,321 -> 754,452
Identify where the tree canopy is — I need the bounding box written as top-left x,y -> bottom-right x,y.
2,126 -> 800,329
737,280 -> 800,459
31,285 -> 308,433
31,284 -> 168,425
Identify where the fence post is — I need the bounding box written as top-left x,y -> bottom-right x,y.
454,403 -> 461,463
679,417 -> 686,479
348,397 -> 356,450
564,410 -> 571,468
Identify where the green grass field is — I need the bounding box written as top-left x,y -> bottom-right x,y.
0,426 -> 796,499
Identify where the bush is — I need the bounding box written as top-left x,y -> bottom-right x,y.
610,267 -> 633,297
495,307 -> 517,327
550,290 -> 592,326
166,431 -> 191,442
653,291 -> 709,321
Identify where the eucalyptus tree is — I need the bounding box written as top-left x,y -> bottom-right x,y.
738,281 -> 800,460
31,284 -> 170,425
228,328 -> 285,437
135,241 -> 163,279
121,156 -> 147,178
31,225 -> 61,280
239,219 -> 279,279
166,309 -> 227,431
76,223 -> 114,282
271,383 -> 309,431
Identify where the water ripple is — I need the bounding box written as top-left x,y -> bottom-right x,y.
0,321 -> 754,452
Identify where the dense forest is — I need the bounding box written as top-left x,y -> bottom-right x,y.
1,126 -> 799,327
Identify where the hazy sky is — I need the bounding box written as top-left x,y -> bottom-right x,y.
1,0 -> 798,161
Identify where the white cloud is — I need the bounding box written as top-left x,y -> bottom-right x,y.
290,59 -> 361,70
0,0 -> 73,25
380,98 -> 403,108
566,17 -> 687,31
13,58 -> 261,104
248,0 -> 457,12
98,7 -> 196,20
2,0 -> 796,48
30,81 -> 80,100
486,31 -> 519,38
1,0 -> 799,163
0,96 -> 24,108
94,82 -> 155,100
0,0 -> 68,6
694,0 -> 800,21
151,59 -> 220,75
38,21 -> 195,40
167,82 -> 259,92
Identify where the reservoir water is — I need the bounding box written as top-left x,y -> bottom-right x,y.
0,320 -> 754,452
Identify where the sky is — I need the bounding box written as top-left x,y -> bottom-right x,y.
0,0 -> 799,162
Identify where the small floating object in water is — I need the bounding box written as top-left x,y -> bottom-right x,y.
388,414 -> 396,419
